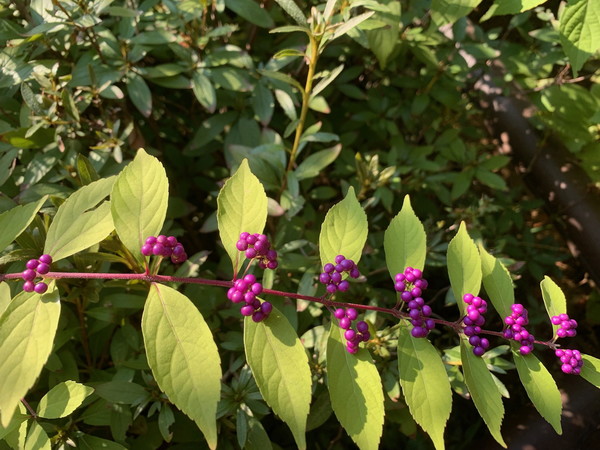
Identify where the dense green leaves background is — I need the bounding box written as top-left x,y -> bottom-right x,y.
0,0 -> 599,448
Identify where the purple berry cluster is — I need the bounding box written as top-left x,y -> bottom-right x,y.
22,254 -> 52,294
462,293 -> 490,356
227,274 -> 272,322
551,314 -> 578,339
141,235 -> 187,264
236,232 -> 278,269
503,304 -> 535,355
319,255 -> 360,294
554,348 -> 583,374
334,307 -> 370,354
394,267 -> 434,338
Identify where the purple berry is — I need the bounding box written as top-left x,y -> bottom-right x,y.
335,255 -> 345,264
22,269 -> 36,281
338,280 -> 350,292
473,346 -> 485,357
356,321 -> 368,333
334,308 -> 346,319
152,243 -> 165,256
330,272 -> 342,284
320,273 -> 331,284
26,259 -> 39,270
344,329 -> 356,341
34,282 -> 48,294
260,302 -> 273,315
141,244 -> 153,256
266,261 -> 278,270
339,317 -> 351,329
346,308 -> 358,320
240,232 -> 250,240
240,305 -> 254,316
323,263 -> 335,273
145,236 -> 157,245
349,268 -> 360,278
36,263 -> 50,275
252,311 -> 265,322
23,281 -> 35,292
38,254 -> 53,265
341,259 -> 354,271
236,240 -> 248,251
326,284 -> 337,294
245,248 -> 257,259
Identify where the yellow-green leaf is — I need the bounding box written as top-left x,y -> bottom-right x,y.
0,287 -> 61,427
36,381 -> 94,419
244,306 -> 311,449
447,222 -> 481,316
479,244 -> 514,319
327,325 -> 384,449
111,149 -> 169,265
0,196 -> 46,253
319,187 -> 368,267
142,284 -> 221,449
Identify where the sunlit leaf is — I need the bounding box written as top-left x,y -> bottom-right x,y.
0,197 -> 46,253
244,306 -> 311,449
37,381 -> 94,419
479,244 -> 514,319
447,222 -> 481,316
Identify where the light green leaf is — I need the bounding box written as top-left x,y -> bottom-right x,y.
430,0 -> 483,26
192,71 -> 216,113
384,195 -> 426,280
330,11 -> 375,43
398,324 -> 452,450
295,145 -> 341,180
0,287 -> 61,427
272,0 -> 308,26
225,0 -> 275,28
24,421 -> 50,450
479,244 -> 514,319
36,381 -> 94,419
217,159 -> 268,273
45,177 -> 116,261
78,434 -> 128,449
244,306 -> 311,449
312,64 -> 344,97
581,354 -> 600,388
559,0 -> 600,75
460,341 -> 506,447
513,350 -> 562,434
319,187 -> 368,267
447,222 -> 481,316
540,276 -> 567,335
111,148 -> 169,265
482,0 -> 547,20
0,409 -> 28,441
142,284 -> 221,449
0,196 -> 46,252
0,283 -> 10,317
327,324 -> 384,450
127,73 -> 152,117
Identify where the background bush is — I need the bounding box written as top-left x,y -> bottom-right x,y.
0,0 -> 599,448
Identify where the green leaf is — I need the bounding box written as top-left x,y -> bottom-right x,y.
130,30 -> 176,45
0,197 -> 46,252
327,324 -> 384,449
460,341 -> 506,447
111,148 -> 169,265
216,159 -> 268,273
384,195 -> 426,279
559,0 -> 600,75
251,83 -> 275,125
581,354 -> 600,388
78,434 -> 128,449
312,64 -> 344,97
481,0 -> 547,20
225,0 -> 275,28
479,244 -> 514,319
447,222 -> 481,316
24,421 -> 50,450
366,0 -> 401,69
430,0 -> 483,26
127,73 -> 152,117
319,187 -> 368,267
330,11 -> 375,42
272,0 -> 308,26
36,381 -> 94,419
192,71 -> 217,113
295,145 -> 341,180
540,276 -> 567,335
94,381 -> 148,405
246,417 -> 273,450
61,88 -> 80,122
259,69 -> 305,95
0,283 -> 10,317
513,350 -> 562,434
475,169 -> 507,191
0,287 -> 61,427
397,324 -> 452,450
142,284 -> 221,449
77,154 -> 100,185
244,306 -> 311,449
45,177 -> 116,261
